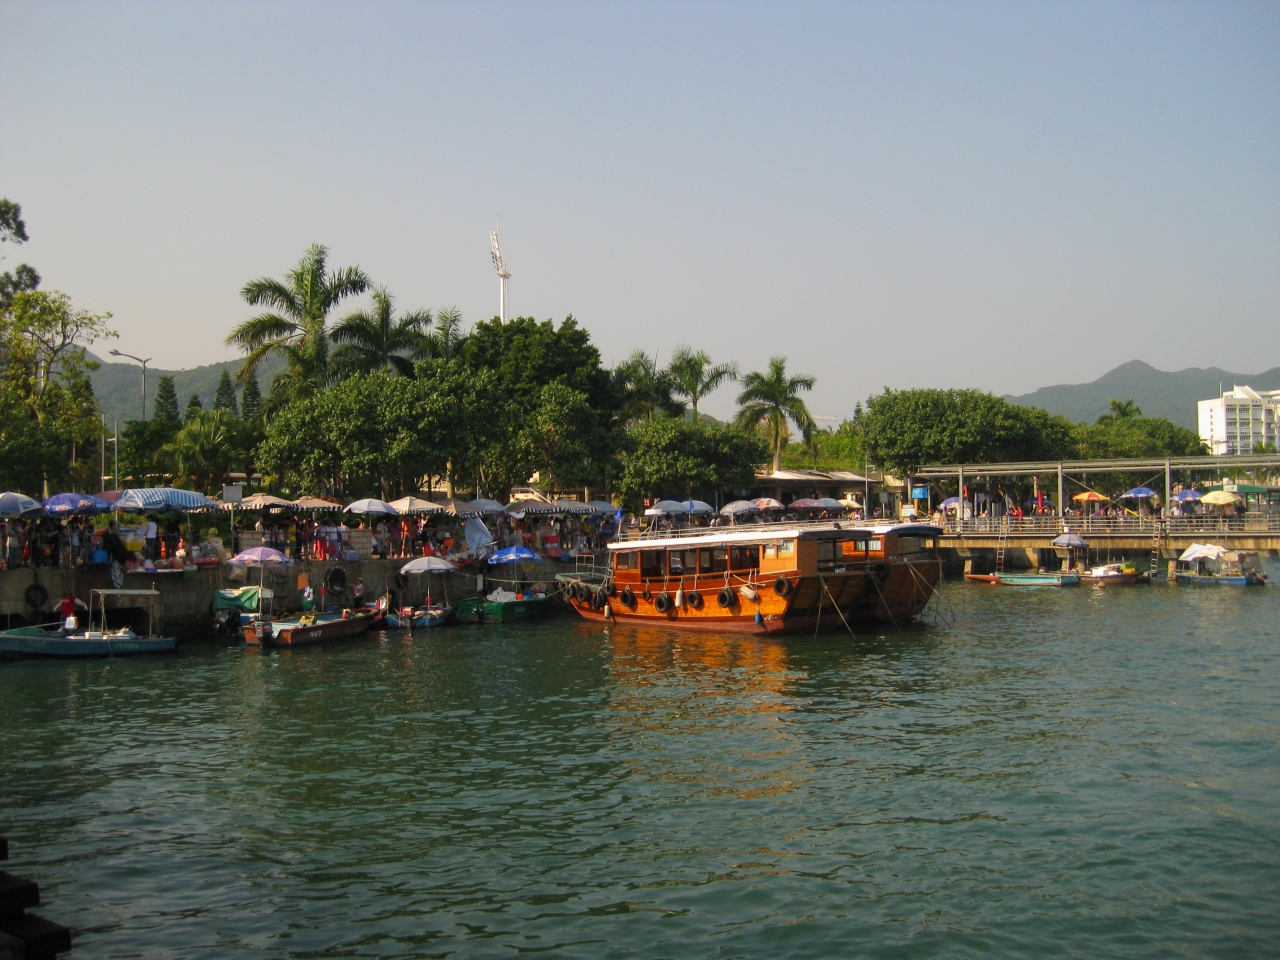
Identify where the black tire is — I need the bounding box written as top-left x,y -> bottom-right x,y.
872,563 -> 891,584
575,582 -> 588,602
24,583 -> 48,610
717,587 -> 735,609
621,586 -> 636,607
642,586 -> 652,602
326,567 -> 347,595
773,576 -> 791,596
591,588 -> 605,610
686,590 -> 703,610
654,592 -> 672,614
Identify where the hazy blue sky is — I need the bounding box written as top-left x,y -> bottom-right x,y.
2,1 -> 1277,419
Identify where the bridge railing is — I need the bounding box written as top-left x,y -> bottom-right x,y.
943,516 -> 1280,536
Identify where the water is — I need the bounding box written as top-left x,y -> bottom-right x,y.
2,578 -> 1279,959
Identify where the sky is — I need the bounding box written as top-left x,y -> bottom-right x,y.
2,0 -> 1277,420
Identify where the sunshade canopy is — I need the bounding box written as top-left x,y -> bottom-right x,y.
720,500 -> 759,516
788,498 -> 821,509
644,500 -> 690,516
116,487 -> 218,513
231,546 -> 292,566
1200,490 -> 1241,506
239,493 -> 294,510
292,496 -> 345,511
467,498 -> 509,515
1179,543 -> 1228,561
686,500 -> 715,515
1172,489 -> 1203,502
814,497 -> 845,510
753,497 -> 785,511
1120,487 -> 1156,499
1051,533 -> 1089,549
586,501 -> 617,514
435,498 -> 481,517
0,491 -> 42,518
506,499 -> 560,515
400,556 -> 458,574
43,492 -> 110,516
549,498 -> 597,515
1072,491 -> 1109,502
388,496 -> 445,514
344,498 -> 399,516
487,545 -> 541,564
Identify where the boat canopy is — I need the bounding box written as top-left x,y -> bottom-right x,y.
1179,543 -> 1228,562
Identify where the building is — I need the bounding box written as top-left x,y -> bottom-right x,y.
1198,385 -> 1280,456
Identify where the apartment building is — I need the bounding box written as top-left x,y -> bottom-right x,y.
1198,385 -> 1280,455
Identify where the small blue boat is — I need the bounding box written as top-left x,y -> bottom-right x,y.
384,606 -> 451,630
965,572 -> 1080,586
1173,544 -> 1268,586
0,588 -> 176,658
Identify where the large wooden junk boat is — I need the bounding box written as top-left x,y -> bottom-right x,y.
566,522 -> 943,633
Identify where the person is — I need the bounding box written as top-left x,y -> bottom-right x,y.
144,515 -> 158,561
352,578 -> 365,607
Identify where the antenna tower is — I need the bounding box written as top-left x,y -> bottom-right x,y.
489,223 -> 511,322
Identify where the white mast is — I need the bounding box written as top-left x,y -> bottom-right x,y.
489,222 -> 511,322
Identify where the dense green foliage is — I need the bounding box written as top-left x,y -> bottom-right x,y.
0,198 -> 40,312
213,370 -> 239,416
735,356 -> 817,472
616,418 -> 768,506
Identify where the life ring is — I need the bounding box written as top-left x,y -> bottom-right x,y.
654,592 -> 673,614
717,586 -> 735,609
621,586 -> 636,607
686,590 -> 703,610
325,567 -> 347,594
24,583 -> 48,609
773,576 -> 791,596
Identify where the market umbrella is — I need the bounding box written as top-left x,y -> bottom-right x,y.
815,497 -> 845,511
585,501 -> 617,514
400,556 -> 458,574
488,545 -> 542,564
1050,533 -> 1089,549
938,497 -> 961,508
644,499 -> 690,516
0,491 -> 42,518
467,498 -> 510,515
241,493 -> 294,510
506,499 -> 560,516
720,500 -> 759,517
789,498 -> 821,510
388,496 -> 445,514
291,496 -> 344,511
1120,487 -> 1156,499
1200,490 -> 1241,506
436,498 -> 481,517
839,495 -> 864,510
549,498 -> 597,515
684,500 -> 715,515
231,546 -> 292,566
43,492 -> 110,516
1173,489 -> 1203,502
115,487 -> 218,513
753,497 -> 785,511
97,489 -> 125,506
344,498 -> 399,516
1071,491 -> 1109,502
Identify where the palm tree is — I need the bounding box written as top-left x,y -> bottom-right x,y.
428,306 -> 467,360
616,350 -> 684,424
225,243 -> 370,403
734,355 -> 817,472
668,346 -> 738,420
330,287 -> 432,376
1098,398 -> 1142,424
161,409 -> 238,493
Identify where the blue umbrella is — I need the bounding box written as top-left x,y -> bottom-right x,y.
0,491 -> 42,518
1173,489 -> 1202,502
487,546 -> 542,565
1051,533 -> 1089,549
43,492 -> 111,516
939,497 -> 961,508
1120,487 -> 1156,499
115,487 -> 218,513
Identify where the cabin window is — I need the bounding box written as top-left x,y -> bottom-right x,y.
668,550 -> 697,575
763,542 -> 777,560
778,540 -> 795,555
640,551 -> 664,578
816,540 -> 836,562
865,538 -> 883,553
700,548 -> 728,573
897,536 -> 933,556
614,552 -> 636,570
841,540 -> 863,557
730,545 -> 760,571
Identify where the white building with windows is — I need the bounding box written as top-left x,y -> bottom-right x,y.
1198,385 -> 1280,455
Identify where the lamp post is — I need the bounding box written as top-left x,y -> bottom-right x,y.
109,349 -> 153,422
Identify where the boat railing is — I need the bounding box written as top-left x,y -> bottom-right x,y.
613,518 -> 913,543
943,516 -> 1280,536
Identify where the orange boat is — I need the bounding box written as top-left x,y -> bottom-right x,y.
242,611 -> 377,647
565,522 -> 943,633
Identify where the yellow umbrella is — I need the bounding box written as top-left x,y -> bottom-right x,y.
1200,490 -> 1241,506
1072,491 -> 1109,502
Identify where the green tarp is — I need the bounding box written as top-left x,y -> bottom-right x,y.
213,586 -> 260,612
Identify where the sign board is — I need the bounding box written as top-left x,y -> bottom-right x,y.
911,487 -> 928,499
223,484 -> 243,505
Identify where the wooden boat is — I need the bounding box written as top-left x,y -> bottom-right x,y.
1173,545 -> 1268,586
384,606 -> 451,629
0,589 -> 176,658
965,572 -> 1081,586
565,522 -> 942,633
1080,562 -> 1143,586
455,592 -> 549,622
242,610 -> 376,646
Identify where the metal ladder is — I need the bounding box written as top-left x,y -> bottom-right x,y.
1149,522 -> 1163,580
996,517 -> 1009,574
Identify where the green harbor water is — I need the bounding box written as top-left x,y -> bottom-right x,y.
2,578 -> 1278,958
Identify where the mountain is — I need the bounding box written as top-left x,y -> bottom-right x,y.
88,353 -> 285,424
1005,360 -> 1280,429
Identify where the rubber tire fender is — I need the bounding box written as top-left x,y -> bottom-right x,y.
24,583 -> 49,610
326,567 -> 347,595
591,588 -> 606,610
654,592 -> 673,614
717,586 -> 735,609
872,563 -> 891,585
773,576 -> 791,596
686,590 -> 704,611
642,586 -> 652,602
620,586 -> 636,607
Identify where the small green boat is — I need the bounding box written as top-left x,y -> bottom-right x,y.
965,572 -> 1080,586
456,593 -> 549,622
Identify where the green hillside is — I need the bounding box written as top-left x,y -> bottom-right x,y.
89,353 -> 284,424
1005,360 -> 1280,429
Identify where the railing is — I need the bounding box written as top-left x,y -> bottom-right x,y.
943,517 -> 1280,536
613,518 -> 918,543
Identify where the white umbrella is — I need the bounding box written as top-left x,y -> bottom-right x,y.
467,498 -> 509,515
344,498 -> 399,516
644,499 -> 690,516
0,491 -> 43,518
686,500 -> 715,515
550,498 -> 596,515
400,556 -> 458,574
388,496 -> 444,514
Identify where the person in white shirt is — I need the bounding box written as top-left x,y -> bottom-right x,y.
144,517 -> 158,560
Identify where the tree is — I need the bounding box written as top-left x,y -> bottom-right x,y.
668,345 -> 737,420
240,372 -> 262,421
153,375 -> 180,427
330,286 -> 432,377
185,394 -> 203,421
781,419 -> 866,471
1097,398 -> 1142,424
0,199 -> 40,312
616,419 -> 767,506
213,369 -> 239,416
428,307 -> 467,360
163,410 -> 238,493
616,349 -> 683,424
224,243 -> 370,408
734,355 -> 817,472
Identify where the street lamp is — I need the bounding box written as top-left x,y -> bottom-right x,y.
109,348 -> 153,422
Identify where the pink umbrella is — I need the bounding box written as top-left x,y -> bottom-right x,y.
231,546 -> 292,566
753,497 -> 784,511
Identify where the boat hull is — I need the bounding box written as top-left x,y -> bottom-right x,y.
0,628 -> 176,658
456,595 -> 549,622
1173,573 -> 1267,586
1080,572 -> 1141,586
243,612 -> 376,646
965,573 -> 1080,586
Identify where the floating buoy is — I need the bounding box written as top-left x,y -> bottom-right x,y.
604,603 -> 613,618
755,610 -> 764,626
674,587 -> 684,609
739,584 -> 760,603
